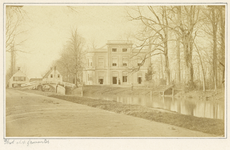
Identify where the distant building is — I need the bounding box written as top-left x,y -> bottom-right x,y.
29,78 -> 42,82
83,40 -> 151,85
42,66 -> 63,84
8,67 -> 29,88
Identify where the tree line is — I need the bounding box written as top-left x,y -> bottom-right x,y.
128,5 -> 225,91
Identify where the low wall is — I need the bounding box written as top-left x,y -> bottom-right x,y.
57,85 -> 65,95
70,87 -> 83,96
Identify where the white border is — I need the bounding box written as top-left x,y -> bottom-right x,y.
1,1 -> 229,150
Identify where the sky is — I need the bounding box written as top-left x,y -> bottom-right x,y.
6,6 -> 140,78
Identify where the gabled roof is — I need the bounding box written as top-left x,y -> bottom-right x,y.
43,69 -> 53,79
87,45 -> 107,53
12,70 -> 27,77
96,45 -> 107,50
42,68 -> 62,79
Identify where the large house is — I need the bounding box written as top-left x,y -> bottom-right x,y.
82,40 -> 151,85
8,68 -> 29,88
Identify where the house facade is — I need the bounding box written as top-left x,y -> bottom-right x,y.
83,40 -> 151,86
8,68 -> 29,88
42,66 -> 63,84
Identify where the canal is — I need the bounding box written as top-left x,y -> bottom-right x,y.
83,93 -> 224,120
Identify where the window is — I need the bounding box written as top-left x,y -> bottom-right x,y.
137,58 -> 142,66
88,58 -> 93,67
58,74 -> 60,78
98,76 -> 104,84
122,57 -> 128,67
112,57 -> 118,67
19,77 -> 24,81
113,77 -> 117,84
122,48 -> 127,52
50,74 -> 53,78
138,77 -> 142,84
98,57 -> 104,67
112,48 -> 117,52
123,72 -> 128,82
123,76 -> 127,82
137,72 -> 142,84
13,77 -> 25,81
88,73 -> 92,81
112,72 -> 118,84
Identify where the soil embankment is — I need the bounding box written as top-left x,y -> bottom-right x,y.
49,94 -> 224,136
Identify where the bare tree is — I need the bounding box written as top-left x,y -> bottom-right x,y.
218,6 -> 225,86
128,6 -> 171,85
54,28 -> 86,87
6,5 -> 28,77
201,5 -> 225,89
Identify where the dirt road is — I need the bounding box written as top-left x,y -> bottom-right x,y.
6,89 -> 213,137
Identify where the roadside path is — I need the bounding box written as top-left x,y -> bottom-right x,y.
6,89 -> 213,137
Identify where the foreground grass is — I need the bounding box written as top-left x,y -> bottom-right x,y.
49,95 -> 224,136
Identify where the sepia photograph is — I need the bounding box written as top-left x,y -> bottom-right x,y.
3,2 -> 227,141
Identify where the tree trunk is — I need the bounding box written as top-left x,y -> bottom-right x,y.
75,74 -> 78,87
160,54 -> 164,79
212,7 -> 217,90
219,6 -> 225,85
10,44 -> 16,77
163,6 -> 170,85
176,6 -> 181,84
176,36 -> 181,84
195,43 -> 206,91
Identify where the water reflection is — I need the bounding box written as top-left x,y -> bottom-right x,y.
83,93 -> 224,120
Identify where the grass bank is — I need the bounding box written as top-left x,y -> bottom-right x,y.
81,85 -> 153,96
78,86 -> 224,102
49,94 -> 224,136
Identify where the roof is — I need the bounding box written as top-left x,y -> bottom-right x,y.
87,45 -> 107,53
43,69 -> 53,79
12,70 -> 27,77
106,40 -> 133,45
29,78 -> 42,82
42,68 -> 62,79
96,45 -> 107,50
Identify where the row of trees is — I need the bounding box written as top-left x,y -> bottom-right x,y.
128,5 -> 225,91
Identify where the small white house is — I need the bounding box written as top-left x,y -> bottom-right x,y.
8,68 -> 29,88
42,66 -> 63,84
